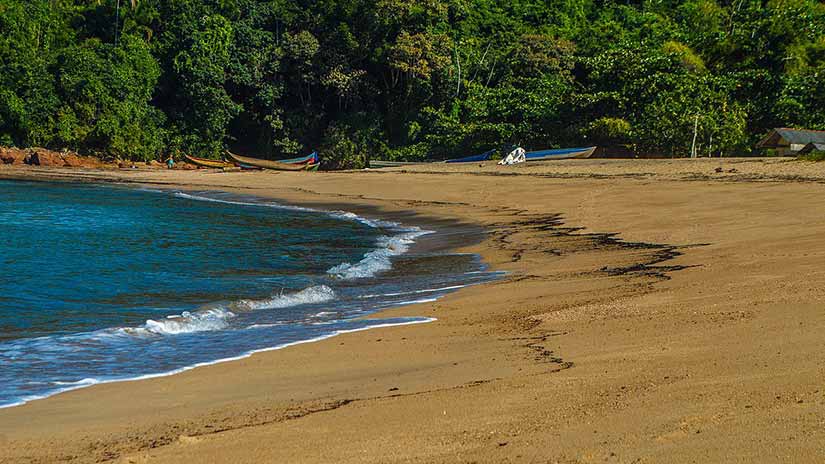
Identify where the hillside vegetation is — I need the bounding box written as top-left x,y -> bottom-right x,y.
1,1 -> 824,166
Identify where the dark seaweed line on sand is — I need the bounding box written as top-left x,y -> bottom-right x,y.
492,210 -> 702,282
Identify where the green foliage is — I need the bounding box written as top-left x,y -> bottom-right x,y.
319,121 -> 376,169
775,63 -> 825,131
389,31 -> 451,81
799,150 -> 825,162
586,118 -> 632,146
171,13 -> 240,157
55,35 -> 165,160
662,41 -> 706,73
1,0 -> 824,161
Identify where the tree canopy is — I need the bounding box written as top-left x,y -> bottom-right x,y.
1,0 -> 824,165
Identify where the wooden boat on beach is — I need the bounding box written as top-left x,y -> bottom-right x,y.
226,151 -> 319,171
184,155 -> 234,169
279,152 -> 319,165
525,146 -> 597,161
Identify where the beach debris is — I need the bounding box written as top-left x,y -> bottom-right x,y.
498,147 -> 526,165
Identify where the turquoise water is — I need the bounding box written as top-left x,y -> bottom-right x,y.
0,181 -> 497,407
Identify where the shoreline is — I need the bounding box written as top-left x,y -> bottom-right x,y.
2,162 -> 824,463
0,316 -> 439,411
0,181 -> 487,410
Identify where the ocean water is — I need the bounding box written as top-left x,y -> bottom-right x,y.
0,180 -> 499,408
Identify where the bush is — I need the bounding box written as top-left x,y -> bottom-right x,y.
662,41 -> 706,73
586,117 -> 632,145
799,151 -> 825,162
320,123 -> 370,170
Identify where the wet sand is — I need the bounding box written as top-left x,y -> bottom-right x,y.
1,158 -> 824,463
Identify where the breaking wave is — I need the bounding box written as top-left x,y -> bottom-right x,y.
133,286 -> 336,336
142,308 -> 236,335
233,285 -> 336,311
328,230 -> 430,279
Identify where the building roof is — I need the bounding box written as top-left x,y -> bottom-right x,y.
797,142 -> 825,155
756,128 -> 825,149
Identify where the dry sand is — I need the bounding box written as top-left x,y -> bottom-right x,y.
0,158 -> 824,463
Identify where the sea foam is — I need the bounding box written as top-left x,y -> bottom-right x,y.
135,286 -> 336,335
233,285 -> 336,311
142,308 -> 236,335
328,230 -> 430,279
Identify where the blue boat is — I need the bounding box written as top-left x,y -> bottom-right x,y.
525,146 -> 597,161
445,149 -> 496,163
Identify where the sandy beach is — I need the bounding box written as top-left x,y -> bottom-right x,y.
1,158 -> 824,463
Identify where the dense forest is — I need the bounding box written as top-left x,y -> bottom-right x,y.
1,1 -> 824,166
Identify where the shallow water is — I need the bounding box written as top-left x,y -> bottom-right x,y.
0,181 -> 499,407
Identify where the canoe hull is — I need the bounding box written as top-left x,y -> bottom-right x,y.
279,152 -> 319,165
525,146 -> 597,161
184,155 -> 234,168
226,151 -> 317,171
445,149 -> 495,163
